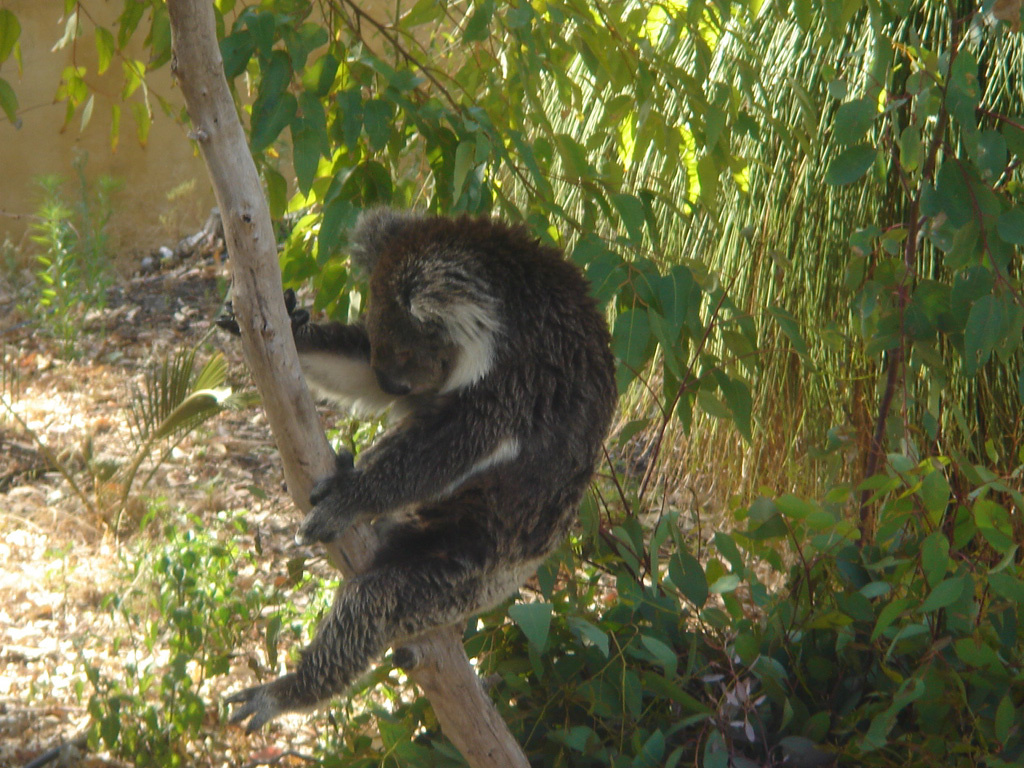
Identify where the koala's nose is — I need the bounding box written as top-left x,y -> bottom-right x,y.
374,369 -> 412,396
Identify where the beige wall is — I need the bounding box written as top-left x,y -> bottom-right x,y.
0,1 -> 215,259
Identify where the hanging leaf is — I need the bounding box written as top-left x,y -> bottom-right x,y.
0,10 -> 20,64
363,99 -> 393,151
824,143 -> 876,186
292,126 -> 320,194
768,305 -> 812,364
974,130 -> 1008,181
611,193 -> 646,244
963,294 -> 1004,377
463,0 -> 495,42
0,77 -> 17,125
833,98 -> 877,145
95,27 -> 115,75
997,207 -> 1024,245
508,602 -> 552,651
452,140 -> 475,202
919,576 -> 967,613
946,49 -> 980,130
712,369 -> 752,440
612,309 -> 652,392
669,547 -> 708,607
898,126 -> 923,172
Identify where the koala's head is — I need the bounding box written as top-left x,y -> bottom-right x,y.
351,208 -> 502,397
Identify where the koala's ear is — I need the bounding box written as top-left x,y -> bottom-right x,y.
410,277 -> 501,347
408,288 -> 455,326
349,207 -> 423,273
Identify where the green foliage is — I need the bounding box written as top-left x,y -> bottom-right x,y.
80,511 -> 287,767
736,457 -> 1024,765
28,154 -> 119,353
211,0 -> 765,434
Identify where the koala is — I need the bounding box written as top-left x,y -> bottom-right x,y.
218,208 -> 617,732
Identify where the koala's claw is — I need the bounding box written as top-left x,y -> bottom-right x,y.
283,288 -> 298,314
225,680 -> 287,733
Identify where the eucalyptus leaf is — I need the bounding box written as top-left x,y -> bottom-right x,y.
611,193 -> 646,244
0,9 -> 20,64
0,77 -> 16,125
612,309 -> 652,392
997,207 -> 1024,245
452,140 -> 475,201
946,49 -> 980,129
508,601 -> 552,651
963,294 -> 1004,377
669,547 -> 708,607
250,90 -> 296,153
363,100 -> 392,151
974,130 -> 1008,180
825,143 -> 876,185
292,126 -> 320,194
920,577 -> 966,613
833,98 -> 876,145
898,125 -> 922,172
463,0 -> 494,42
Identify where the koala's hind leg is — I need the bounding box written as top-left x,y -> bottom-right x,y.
227,507 -> 517,731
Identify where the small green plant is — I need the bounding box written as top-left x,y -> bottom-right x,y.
31,174 -> 80,348
119,347 -> 255,517
29,153 -> 119,353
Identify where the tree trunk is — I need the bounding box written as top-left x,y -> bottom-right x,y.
165,3 -> 530,766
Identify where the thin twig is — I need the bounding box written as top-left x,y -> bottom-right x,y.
22,730 -> 89,768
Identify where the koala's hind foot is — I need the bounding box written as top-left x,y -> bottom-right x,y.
225,672 -> 311,733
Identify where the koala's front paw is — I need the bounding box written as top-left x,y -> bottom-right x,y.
215,301 -> 241,336
283,288 -> 311,332
225,673 -> 300,733
309,449 -> 355,505
297,450 -> 358,545
215,289 -> 310,338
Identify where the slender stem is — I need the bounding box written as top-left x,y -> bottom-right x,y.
856,9 -> 958,540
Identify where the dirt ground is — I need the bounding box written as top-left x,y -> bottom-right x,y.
0,250 -> 340,767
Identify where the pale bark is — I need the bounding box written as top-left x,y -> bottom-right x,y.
166,3 -> 529,766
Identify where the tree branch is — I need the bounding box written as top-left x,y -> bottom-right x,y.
165,2 -> 529,766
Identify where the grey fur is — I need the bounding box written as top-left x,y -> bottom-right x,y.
226,209 -> 617,732
347,207 -> 423,274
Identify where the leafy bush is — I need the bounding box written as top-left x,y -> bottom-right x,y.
81,511 -> 291,767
